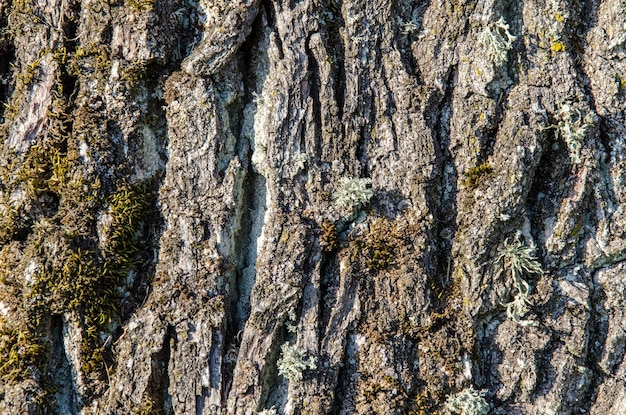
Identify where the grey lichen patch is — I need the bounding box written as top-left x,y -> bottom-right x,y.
478,17 -> 516,67
133,124 -> 165,181
276,342 -> 317,383
550,103 -> 597,165
496,239 -> 543,327
256,406 -> 278,415
445,386 -> 489,415
333,177 -> 373,215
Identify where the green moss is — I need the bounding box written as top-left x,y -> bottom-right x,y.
350,217 -> 406,272
132,398 -> 155,415
407,391 -> 442,415
17,58 -> 41,89
0,17 -> 162,397
125,0 -> 157,12
463,162 -> 493,189
319,219 -> 338,252
0,31 -> 157,402
1,57 -> 42,122
119,59 -> 150,90
16,140 -> 69,197
106,182 -> 155,266
67,43 -> 111,78
0,317 -> 46,384
22,180 -> 156,378
0,90 -> 70,242
6,0 -> 37,39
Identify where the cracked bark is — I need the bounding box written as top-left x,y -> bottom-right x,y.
1,0 -> 626,414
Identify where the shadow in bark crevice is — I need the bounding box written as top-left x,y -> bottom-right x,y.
49,315 -> 79,415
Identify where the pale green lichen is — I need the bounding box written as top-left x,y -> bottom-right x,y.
445,387 -> 489,415
292,153 -> 307,174
478,17 -> 516,66
256,407 -> 278,415
276,342 -> 316,382
401,21 -> 418,35
552,103 -> 596,165
333,177 -> 373,213
496,239 -> 543,327
286,308 -> 298,333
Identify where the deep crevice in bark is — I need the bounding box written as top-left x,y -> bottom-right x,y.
234,165 -> 266,332
159,325 -> 175,415
392,0 -> 426,82
330,329 -> 357,414
322,0 -> 345,123
304,35 -> 323,161
526,127 -> 573,260
49,315 -> 78,415
0,42 -> 14,121
431,66 -> 456,295
581,271 -> 609,414
318,252 -> 339,343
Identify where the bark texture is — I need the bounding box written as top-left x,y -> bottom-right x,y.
1,0 -> 626,414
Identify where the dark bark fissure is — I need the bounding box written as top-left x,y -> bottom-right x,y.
598,116 -> 616,164
209,327 -> 224,393
393,0 -> 427,82
220,9 -> 272,404
329,329 -> 358,414
49,316 -> 78,415
163,326 -> 176,414
353,70 -> 372,175
304,35 -> 323,162
0,42 -> 14,121
234,169 -> 266,331
321,0 -> 345,123
565,1 -> 597,95
262,325 -> 289,412
571,180 -> 611,411
317,252 -> 339,344
229,14 -> 267,333
144,325 -> 174,415
527,127 -> 574,260
126,182 -> 164,318
431,66 -> 457,295
580,273 -> 609,414
195,387 -> 210,415
531,334 -> 562,401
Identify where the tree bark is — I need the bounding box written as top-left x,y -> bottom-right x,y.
1,0 -> 626,414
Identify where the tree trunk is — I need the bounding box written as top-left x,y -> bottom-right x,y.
1,0 -> 626,413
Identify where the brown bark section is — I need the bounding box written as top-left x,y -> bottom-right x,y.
1,0 -> 626,414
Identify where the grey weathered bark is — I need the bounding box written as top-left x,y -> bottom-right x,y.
1,0 -> 626,413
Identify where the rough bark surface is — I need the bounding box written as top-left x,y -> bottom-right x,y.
1,0 -> 626,414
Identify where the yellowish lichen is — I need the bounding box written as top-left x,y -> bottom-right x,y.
551,41 -> 566,53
